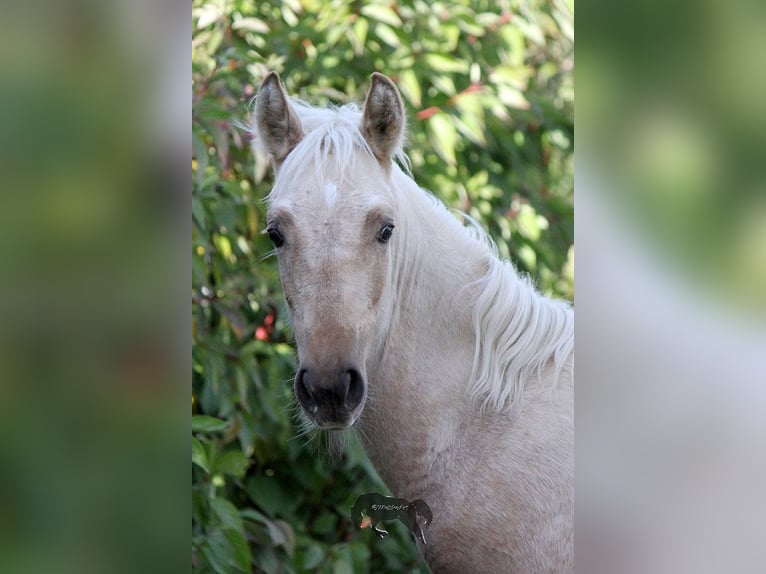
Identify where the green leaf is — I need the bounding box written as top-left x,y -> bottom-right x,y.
431,74 -> 456,97
454,115 -> 486,145
302,544 -> 325,570
240,508 -> 269,524
231,17 -> 269,34
497,85 -> 531,110
195,4 -> 221,29
216,449 -> 249,478
360,4 -> 401,27
266,519 -> 295,555
212,234 -> 233,261
223,527 -> 252,572
352,18 -> 369,52
192,197 -> 207,230
192,437 -> 209,472
399,69 -> 421,107
517,204 -> 546,242
424,54 -> 468,74
204,527 -> 251,574
374,23 -> 400,48
201,532 -> 231,574
518,244 -> 537,270
491,64 -> 532,89
427,113 -> 458,165
281,4 -> 298,27
211,497 -> 244,532
206,29 -> 224,58
192,415 -> 228,433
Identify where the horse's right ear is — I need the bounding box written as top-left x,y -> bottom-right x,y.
254,72 -> 304,166
360,73 -> 405,168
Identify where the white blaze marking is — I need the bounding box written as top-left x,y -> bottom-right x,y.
323,182 -> 338,208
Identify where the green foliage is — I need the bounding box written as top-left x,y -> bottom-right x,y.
192,0 -> 573,571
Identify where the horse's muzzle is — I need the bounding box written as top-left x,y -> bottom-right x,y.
294,365 -> 366,428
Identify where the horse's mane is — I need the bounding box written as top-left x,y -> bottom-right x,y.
250,98 -> 573,413
465,227 -> 574,412
392,169 -> 574,412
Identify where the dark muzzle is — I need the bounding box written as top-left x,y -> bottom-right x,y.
294,365 -> 366,428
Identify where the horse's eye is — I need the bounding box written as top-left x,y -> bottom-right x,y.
266,226 -> 284,248
377,223 -> 395,243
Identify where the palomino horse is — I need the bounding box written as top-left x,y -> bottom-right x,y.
251,72 -> 573,573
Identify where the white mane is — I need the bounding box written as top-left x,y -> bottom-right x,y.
251,98 -> 573,413
390,168 -> 574,413
466,232 -> 574,412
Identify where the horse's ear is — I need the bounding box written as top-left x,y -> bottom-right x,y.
360,73 -> 405,167
254,72 -> 303,166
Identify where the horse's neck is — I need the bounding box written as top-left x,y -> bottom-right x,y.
383,172 -> 486,378
358,174 -> 488,498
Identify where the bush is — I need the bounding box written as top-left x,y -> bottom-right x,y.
192,1 -> 573,571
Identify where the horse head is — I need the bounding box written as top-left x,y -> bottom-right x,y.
253,72 -> 406,429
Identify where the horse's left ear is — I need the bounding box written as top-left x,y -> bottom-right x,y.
360,73 -> 405,167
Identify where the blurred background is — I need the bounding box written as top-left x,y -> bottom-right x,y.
192,0 -> 573,572
577,0 -> 766,572
0,0 -> 188,573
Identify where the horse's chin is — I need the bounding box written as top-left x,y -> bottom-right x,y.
304,402 -> 365,430
315,416 -> 357,430
317,422 -> 351,430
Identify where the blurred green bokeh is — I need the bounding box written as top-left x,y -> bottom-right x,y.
0,1 -> 187,574
192,0 -> 573,572
578,0 -> 766,313
577,2 -> 766,573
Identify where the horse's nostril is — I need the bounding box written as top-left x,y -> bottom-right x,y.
345,368 -> 365,408
295,368 -> 315,409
